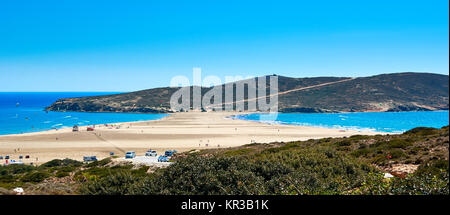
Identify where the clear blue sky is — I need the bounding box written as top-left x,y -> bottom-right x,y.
0,0 -> 448,92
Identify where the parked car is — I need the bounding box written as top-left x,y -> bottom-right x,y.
19,155 -> 23,159
145,150 -> 157,157
5,155 -> 10,160
158,155 -> 169,162
25,155 -> 30,159
110,152 -> 115,156
0,156 -> 3,160
83,156 -> 97,162
165,150 -> 177,157
9,160 -> 24,165
125,151 -> 136,159
72,125 -> 79,132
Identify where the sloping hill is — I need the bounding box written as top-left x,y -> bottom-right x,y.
45,72 -> 449,113
279,72 -> 449,112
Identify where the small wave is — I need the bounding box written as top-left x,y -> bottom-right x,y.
258,120 -> 282,125
237,117 -> 381,133
10,115 -> 19,119
43,121 -> 52,124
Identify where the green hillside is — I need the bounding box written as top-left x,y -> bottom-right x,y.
45,72 -> 449,113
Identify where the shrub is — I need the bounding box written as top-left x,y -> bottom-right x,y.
415,159 -> 449,176
223,148 -> 255,157
0,175 -> 15,183
1,164 -> 35,175
336,146 -> 351,151
337,140 -> 352,147
404,127 -> 438,135
81,171 -> 135,195
41,158 -> 83,168
130,166 -> 150,177
85,157 -> 112,168
408,146 -> 423,155
349,135 -> 366,140
351,148 -> 371,158
371,155 -> 387,165
358,143 -> 368,149
132,156 -> 267,195
21,171 -> 50,183
389,172 -> 449,195
354,171 -> 449,195
388,139 -> 412,149
40,159 -> 64,168
390,149 -> 404,159
55,171 -> 70,178
129,148 -> 375,195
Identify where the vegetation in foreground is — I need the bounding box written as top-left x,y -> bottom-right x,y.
1,126 -> 448,195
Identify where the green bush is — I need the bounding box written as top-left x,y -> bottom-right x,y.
55,171 -> 70,178
1,164 -> 36,175
415,159 -> 449,176
337,140 -> 352,147
130,166 -> 150,177
408,146 -> 423,155
388,139 -> 412,149
390,149 -> 404,159
81,171 -> 135,195
349,135 -> 366,141
351,148 -> 371,157
132,156 -> 267,195
404,127 -> 438,136
223,148 -> 255,156
353,171 -> 449,195
80,147 -> 376,195
371,155 -> 387,165
358,143 -> 368,149
21,171 -> 50,183
389,172 -> 449,195
0,175 -> 15,183
85,157 -> 112,168
41,159 -> 83,168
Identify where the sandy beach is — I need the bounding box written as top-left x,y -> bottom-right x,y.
0,112 -> 383,164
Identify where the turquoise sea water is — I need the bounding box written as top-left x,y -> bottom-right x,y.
234,111 -> 449,133
0,92 -> 168,135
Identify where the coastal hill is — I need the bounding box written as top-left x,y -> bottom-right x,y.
45,72 -> 449,113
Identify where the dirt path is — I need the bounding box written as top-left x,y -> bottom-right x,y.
206,78 -> 355,109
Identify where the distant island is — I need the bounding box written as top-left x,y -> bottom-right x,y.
46,72 -> 449,113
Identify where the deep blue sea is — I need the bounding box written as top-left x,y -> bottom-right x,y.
0,92 -> 168,135
234,111 -> 449,133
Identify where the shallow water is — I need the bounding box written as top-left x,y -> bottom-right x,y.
0,92 -> 168,135
234,111 -> 449,133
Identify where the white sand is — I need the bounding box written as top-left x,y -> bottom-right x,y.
0,112 -> 383,164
